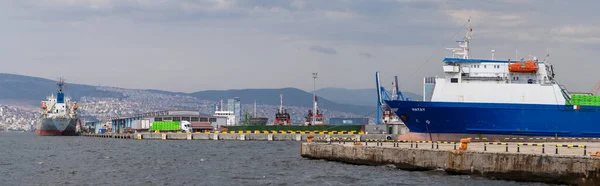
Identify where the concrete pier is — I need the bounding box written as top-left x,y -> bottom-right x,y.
300,142 -> 600,185
80,133 -> 388,142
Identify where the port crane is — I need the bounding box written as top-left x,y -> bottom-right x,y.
375,72 -> 408,124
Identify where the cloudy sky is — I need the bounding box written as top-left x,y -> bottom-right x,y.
1,0 -> 599,94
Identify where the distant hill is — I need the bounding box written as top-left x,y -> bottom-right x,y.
315,87 -> 421,107
188,88 -> 374,115
0,73 -> 124,104
0,73 -> 374,115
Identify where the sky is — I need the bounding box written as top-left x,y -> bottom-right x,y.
1,0 -> 600,94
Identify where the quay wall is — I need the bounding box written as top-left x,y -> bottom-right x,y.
299,143 -> 600,185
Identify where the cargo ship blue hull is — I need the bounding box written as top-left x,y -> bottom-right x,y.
385,100 -> 600,141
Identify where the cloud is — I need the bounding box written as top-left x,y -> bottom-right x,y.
359,52 -> 374,58
309,45 -> 337,55
290,0 -> 306,9
444,9 -> 527,28
551,25 -> 600,36
323,10 -> 356,20
547,25 -> 600,44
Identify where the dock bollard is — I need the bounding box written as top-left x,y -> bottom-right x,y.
484,143 -> 487,151
505,143 -> 508,152
542,144 -> 545,154
584,146 -> 587,156
517,143 -> 520,153
555,145 -> 558,154
459,138 -> 470,151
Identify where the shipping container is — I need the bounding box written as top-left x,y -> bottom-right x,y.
149,121 -> 181,131
141,120 -> 150,129
131,120 -> 141,129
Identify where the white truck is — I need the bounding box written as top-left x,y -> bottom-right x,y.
180,121 -> 192,133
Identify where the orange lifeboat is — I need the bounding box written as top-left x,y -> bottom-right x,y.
73,103 -> 78,110
42,102 -> 47,109
508,60 -> 538,73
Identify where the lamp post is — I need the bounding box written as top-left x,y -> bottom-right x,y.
312,72 -> 318,126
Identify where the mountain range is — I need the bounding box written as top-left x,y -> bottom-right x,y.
0,73 -> 420,116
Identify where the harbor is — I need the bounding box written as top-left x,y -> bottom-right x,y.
5,1 -> 600,185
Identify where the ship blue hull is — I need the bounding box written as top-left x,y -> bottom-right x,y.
385,100 -> 600,140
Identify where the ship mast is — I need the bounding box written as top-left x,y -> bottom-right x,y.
279,94 -> 283,113
463,18 -> 472,59
446,18 -> 473,59
57,77 -> 65,93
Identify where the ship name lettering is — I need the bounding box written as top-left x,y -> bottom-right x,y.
412,108 -> 425,112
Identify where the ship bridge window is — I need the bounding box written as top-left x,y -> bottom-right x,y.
528,79 -> 533,84
209,118 -> 216,122
451,78 -> 458,83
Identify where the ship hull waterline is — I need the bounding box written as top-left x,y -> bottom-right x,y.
36,118 -> 79,136
385,100 -> 600,141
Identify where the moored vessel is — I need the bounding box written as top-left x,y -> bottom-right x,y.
274,94 -> 291,125
36,78 -> 80,136
384,19 -> 600,141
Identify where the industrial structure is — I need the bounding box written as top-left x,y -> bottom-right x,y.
87,110 -> 219,134
375,72 -> 410,135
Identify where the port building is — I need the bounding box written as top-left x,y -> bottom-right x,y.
96,110 -> 218,134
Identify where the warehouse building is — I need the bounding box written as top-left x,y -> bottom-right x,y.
106,110 -> 218,134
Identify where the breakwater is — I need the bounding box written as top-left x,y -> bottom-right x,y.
300,142 -> 600,185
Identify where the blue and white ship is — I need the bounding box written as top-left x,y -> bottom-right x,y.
384,20 -> 598,141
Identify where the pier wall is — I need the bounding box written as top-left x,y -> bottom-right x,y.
81,133 -> 389,142
300,143 -> 600,185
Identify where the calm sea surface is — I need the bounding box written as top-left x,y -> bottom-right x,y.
0,132 -> 552,186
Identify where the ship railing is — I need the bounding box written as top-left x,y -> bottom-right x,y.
461,76 -> 504,81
